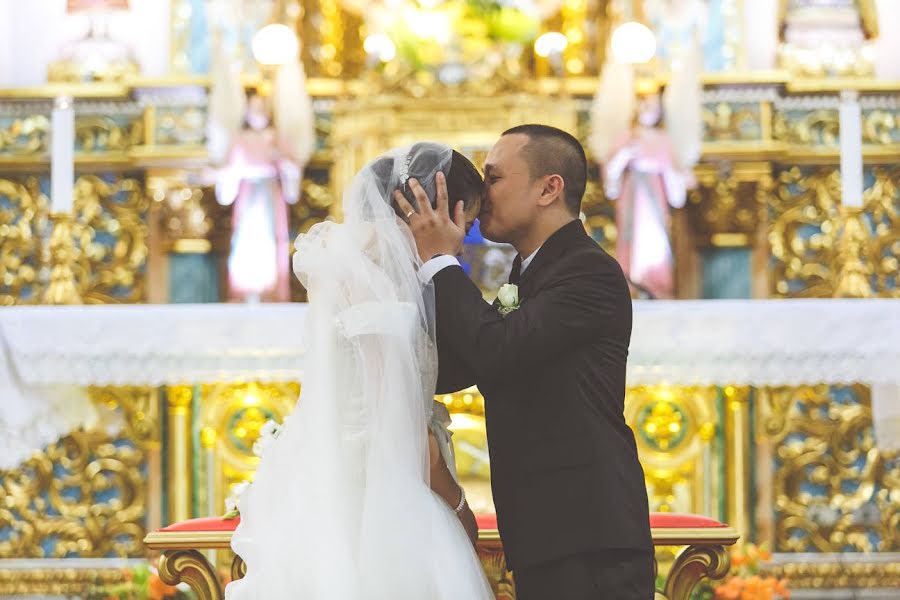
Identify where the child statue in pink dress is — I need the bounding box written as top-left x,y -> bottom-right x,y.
215,93 -> 300,302
603,93 -> 691,299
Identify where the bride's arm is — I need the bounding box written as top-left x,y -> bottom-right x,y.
428,430 -> 478,546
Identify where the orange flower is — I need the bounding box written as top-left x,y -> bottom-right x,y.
149,573 -> 178,600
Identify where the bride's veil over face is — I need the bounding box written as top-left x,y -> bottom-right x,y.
227,143 -> 494,600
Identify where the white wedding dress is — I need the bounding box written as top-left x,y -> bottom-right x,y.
225,144 -> 494,599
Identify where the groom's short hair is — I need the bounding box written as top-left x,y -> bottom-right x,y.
502,124 -> 587,215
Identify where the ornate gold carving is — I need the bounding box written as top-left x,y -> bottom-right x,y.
863,109 -> 900,145
762,385 -> 900,552
198,382 -> 300,515
581,177 -> 616,256
148,174 -> 217,251
763,556 -> 900,589
0,177 -> 46,305
89,386 -> 160,449
770,165 -> 899,298
688,163 -> 770,246
158,549 -> 223,600
0,429 -> 147,558
477,539 -> 516,599
703,102 -> 763,142
73,175 -> 148,303
0,114 -> 50,155
76,116 -> 142,152
626,386 -> 719,515
661,544 -> 731,600
0,566 -> 129,596
774,109 -> 839,147
230,554 -> 247,582
41,213 -> 83,304
155,106 -> 207,146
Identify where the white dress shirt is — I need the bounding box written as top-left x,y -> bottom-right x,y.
418,246 -> 543,285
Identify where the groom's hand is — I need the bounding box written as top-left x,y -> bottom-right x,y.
394,172 -> 466,262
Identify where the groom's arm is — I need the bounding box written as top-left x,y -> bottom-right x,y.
432,253 -> 628,386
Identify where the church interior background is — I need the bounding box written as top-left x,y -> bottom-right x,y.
0,0 -> 898,598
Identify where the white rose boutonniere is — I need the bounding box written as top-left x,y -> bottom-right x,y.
497,283 -> 520,317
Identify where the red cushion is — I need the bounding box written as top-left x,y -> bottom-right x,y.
649,512 -> 727,529
156,512 -> 726,535
475,513 -> 497,530
160,516 -> 241,532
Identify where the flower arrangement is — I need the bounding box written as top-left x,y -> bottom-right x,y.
381,0 -> 539,81
693,543 -> 790,600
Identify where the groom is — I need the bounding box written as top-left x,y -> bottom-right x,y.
395,124 -> 653,599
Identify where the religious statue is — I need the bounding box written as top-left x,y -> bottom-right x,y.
214,93 -> 301,302
207,30 -> 315,303
602,91 -> 693,299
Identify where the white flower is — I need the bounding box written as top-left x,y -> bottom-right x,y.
225,480 -> 251,514
498,283 -> 519,308
252,419 -> 283,457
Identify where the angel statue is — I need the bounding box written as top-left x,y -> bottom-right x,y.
207,33 -> 315,302
589,33 -> 701,299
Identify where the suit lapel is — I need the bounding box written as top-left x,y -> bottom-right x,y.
517,219 -> 585,296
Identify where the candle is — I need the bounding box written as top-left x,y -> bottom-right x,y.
839,90 -> 864,208
51,96 -> 75,214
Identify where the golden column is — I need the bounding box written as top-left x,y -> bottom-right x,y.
167,385 -> 194,524
724,385 -> 751,539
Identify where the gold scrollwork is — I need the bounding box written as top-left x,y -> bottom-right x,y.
770,165 -> 899,298
773,109 -> 839,146
155,106 -> 207,146
661,544 -> 731,600
198,382 -> 301,514
0,115 -> 50,155
762,385 -> 899,553
0,567 -> 129,596
89,386 -> 161,449
626,386 -> 719,515
158,549 -> 223,600
76,116 -> 142,152
581,178 -> 616,256
703,103 -> 762,142
0,177 -> 47,305
763,558 -> 900,589
689,163 -> 770,245
769,166 -> 840,297
863,110 -> 900,145
0,429 -> 147,558
72,174 -> 149,303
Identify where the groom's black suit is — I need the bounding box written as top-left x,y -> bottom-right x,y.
434,219 -> 653,599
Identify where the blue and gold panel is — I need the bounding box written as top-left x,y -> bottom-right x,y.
0,111 -> 50,156
0,429 -> 148,558
770,165 -> 900,298
72,174 -> 149,303
703,101 -> 763,142
154,105 -> 207,147
763,385 -> 899,553
0,176 -> 47,305
75,111 -> 142,153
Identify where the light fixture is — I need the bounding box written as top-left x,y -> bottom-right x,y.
252,23 -> 299,66
363,33 -> 397,62
610,21 -> 656,64
534,31 -> 568,58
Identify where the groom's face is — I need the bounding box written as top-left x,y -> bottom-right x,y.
480,134 -> 541,244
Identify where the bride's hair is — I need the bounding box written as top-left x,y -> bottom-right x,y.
369,143 -> 483,220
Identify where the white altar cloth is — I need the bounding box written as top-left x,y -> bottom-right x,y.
1,299 -> 898,467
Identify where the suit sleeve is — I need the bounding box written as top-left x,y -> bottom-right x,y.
433,253 -> 628,386
435,341 -> 477,394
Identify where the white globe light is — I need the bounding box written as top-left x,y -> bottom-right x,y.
610,21 -> 656,64
534,32 -> 568,58
252,24 -> 299,66
363,33 -> 397,62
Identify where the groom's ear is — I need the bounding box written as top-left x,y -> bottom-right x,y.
537,174 -> 565,208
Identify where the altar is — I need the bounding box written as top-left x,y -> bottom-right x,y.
1,300 -> 898,595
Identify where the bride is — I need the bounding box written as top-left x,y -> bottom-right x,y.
225,142 -> 494,599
